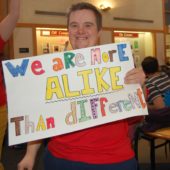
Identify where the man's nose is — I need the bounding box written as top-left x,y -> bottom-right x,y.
77,26 -> 85,34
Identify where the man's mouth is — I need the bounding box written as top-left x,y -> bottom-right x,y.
76,37 -> 88,40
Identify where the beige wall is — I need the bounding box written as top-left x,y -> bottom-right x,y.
12,0 -> 165,60
19,0 -> 163,30
100,30 -> 113,45
13,27 -> 34,58
155,33 -> 165,65
144,33 -> 154,57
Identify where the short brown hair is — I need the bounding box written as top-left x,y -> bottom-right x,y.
67,2 -> 102,31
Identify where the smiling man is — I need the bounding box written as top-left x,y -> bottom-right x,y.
18,2 -> 145,170
68,9 -> 101,49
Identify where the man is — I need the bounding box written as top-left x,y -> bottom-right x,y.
0,0 -> 20,170
18,2 -> 145,170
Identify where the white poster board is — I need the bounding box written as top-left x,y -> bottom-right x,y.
2,42 -> 148,145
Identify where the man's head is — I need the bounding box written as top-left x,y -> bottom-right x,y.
67,2 -> 102,31
142,56 -> 159,75
67,2 -> 102,49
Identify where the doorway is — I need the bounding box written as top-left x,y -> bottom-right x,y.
35,27 -> 70,55
113,31 -> 154,67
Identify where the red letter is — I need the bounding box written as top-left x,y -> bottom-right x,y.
46,117 -> 55,129
137,88 -> 146,108
100,97 -> 108,116
31,60 -> 45,75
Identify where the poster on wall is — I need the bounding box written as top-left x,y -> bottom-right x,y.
42,43 -> 50,54
52,44 -> 65,52
2,42 -> 148,145
53,45 -> 59,52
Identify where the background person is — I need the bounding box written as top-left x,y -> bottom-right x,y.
160,63 -> 170,77
142,56 -> 170,109
18,2 -> 145,170
0,0 -> 20,170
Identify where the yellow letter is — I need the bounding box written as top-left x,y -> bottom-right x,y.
102,52 -> 109,63
95,68 -> 110,92
77,69 -> 95,95
62,74 -> 80,98
109,67 -> 123,90
46,77 -> 64,100
36,115 -> 46,131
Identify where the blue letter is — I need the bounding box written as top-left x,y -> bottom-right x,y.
5,59 -> 29,77
117,44 -> 129,61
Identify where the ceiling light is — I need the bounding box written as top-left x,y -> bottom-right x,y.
99,4 -> 111,12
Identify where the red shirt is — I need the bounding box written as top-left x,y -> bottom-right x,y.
0,36 -> 7,106
48,120 -> 134,164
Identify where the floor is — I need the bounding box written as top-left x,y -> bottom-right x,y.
2,140 -> 44,170
1,137 -> 170,170
137,138 -> 170,170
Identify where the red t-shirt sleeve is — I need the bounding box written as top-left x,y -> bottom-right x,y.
0,36 -> 6,106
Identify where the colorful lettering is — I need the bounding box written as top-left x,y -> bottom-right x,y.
91,48 -> 101,65
78,99 -> 91,122
65,101 -> 77,125
77,69 -> 95,95
117,44 -> 129,61
31,60 -> 45,75
5,59 -> 29,77
46,77 -> 64,100
64,52 -> 75,69
10,116 -> 24,136
53,58 -> 64,71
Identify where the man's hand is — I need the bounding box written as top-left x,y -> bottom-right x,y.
124,67 -> 145,85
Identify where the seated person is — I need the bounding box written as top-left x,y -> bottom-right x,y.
142,56 -> 170,110
160,64 -> 170,77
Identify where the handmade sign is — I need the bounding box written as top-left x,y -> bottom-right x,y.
2,42 -> 148,145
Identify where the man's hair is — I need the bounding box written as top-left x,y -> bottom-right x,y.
141,56 -> 159,74
67,2 -> 102,31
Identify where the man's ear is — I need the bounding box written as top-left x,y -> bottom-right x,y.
97,29 -> 102,44
98,29 -> 102,37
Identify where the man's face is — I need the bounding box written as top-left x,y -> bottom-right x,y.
68,9 -> 101,50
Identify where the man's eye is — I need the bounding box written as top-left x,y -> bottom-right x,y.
70,24 -> 78,28
85,24 -> 92,28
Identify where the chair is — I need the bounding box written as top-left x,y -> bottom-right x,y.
134,127 -> 170,170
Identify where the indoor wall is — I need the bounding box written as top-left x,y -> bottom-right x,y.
2,0 -> 166,65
